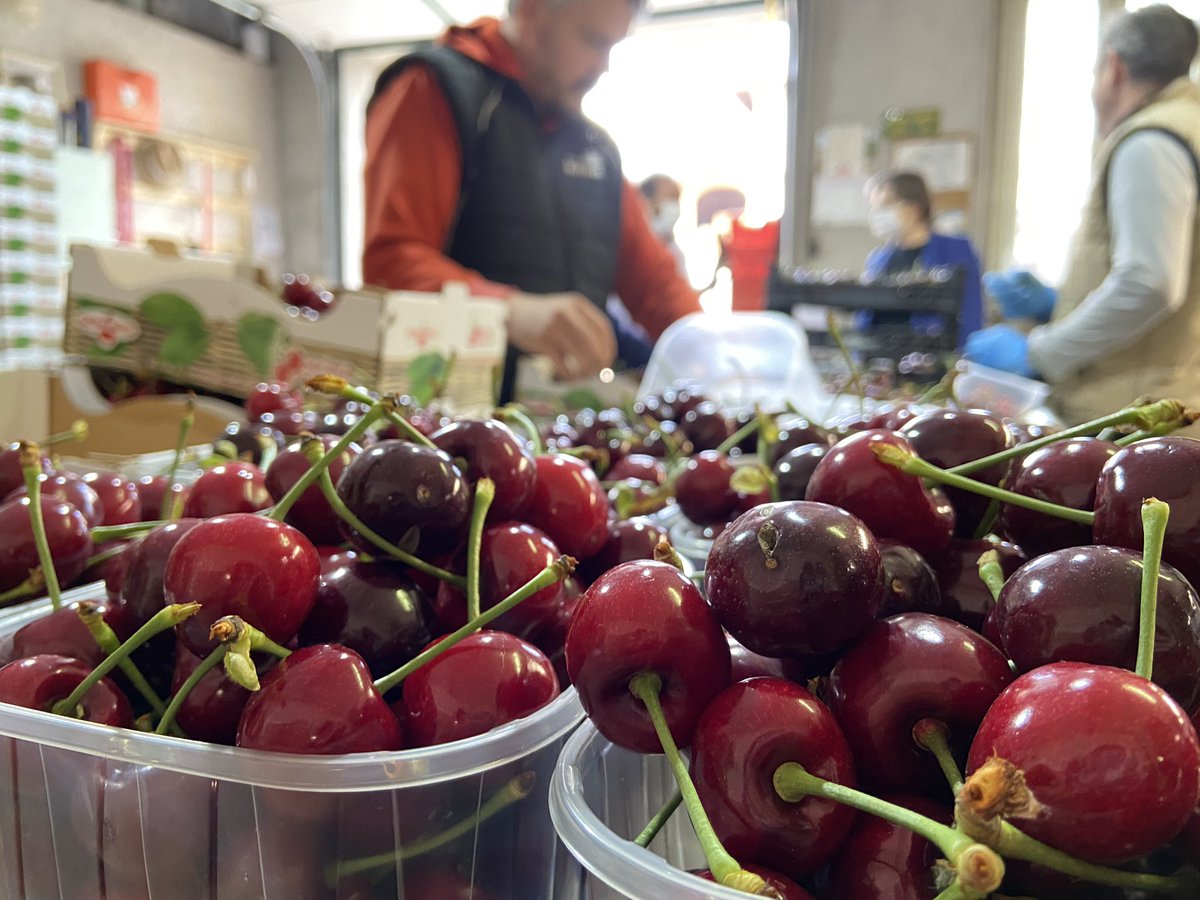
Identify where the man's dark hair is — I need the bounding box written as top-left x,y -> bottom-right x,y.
871,170 -> 933,224
1104,4 -> 1199,87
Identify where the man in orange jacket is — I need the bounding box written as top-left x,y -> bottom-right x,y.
363,0 -> 701,400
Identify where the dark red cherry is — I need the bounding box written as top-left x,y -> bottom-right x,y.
1006,421 -> 1057,445
576,517 -> 667,586
5,470 -> 103,527
691,677 -> 858,880
637,421 -> 682,457
135,475 -> 187,521
182,462 -> 271,519
237,644 -> 403,753
826,613 -> 1014,792
877,540 -> 942,617
164,513 -> 320,657
0,442 -> 51,500
726,633 -> 787,682
695,864 -> 815,898
282,273 -> 336,313
607,453 -> 666,485
1093,437 -> 1200,590
520,454 -> 610,560
967,662 -> 1200,863
430,419 -> 537,520
82,471 -> 142,526
245,381 -> 301,421
900,409 -> 1013,537
120,519 -> 204,628
264,434 -> 361,545
996,546 -> 1200,714
10,600 -> 134,669
865,403 -> 919,432
101,540 -> 133,601
0,654 -> 132,725
524,586 -> 581,688
773,444 -> 828,502
675,450 -> 737,526
770,418 -> 832,464
0,495 -> 93,593
826,794 -> 949,900
681,402 -> 733,452
214,420 -> 281,465
565,560 -> 731,752
805,430 -> 955,558
401,631 -> 559,747
999,437 -> 1118,556
169,642 -> 252,744
927,538 -> 1026,632
300,559 -> 434,678
706,501 -> 884,658
335,440 -> 470,557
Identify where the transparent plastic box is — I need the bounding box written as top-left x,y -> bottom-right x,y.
0,592 -> 585,900
953,361 -> 1051,420
550,721 -> 753,900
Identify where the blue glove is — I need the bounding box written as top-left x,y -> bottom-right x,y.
982,269 -> 1057,323
964,325 -> 1037,377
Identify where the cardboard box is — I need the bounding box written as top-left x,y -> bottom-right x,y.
63,244 -> 507,413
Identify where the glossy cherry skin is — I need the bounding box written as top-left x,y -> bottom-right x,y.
335,440 -> 470,557
238,644 -> 403,753
5,470 -> 103,527
82,471 -> 142,526
10,600 -> 134,668
999,438 -> 1118,557
607,453 -> 666,485
520,454 -> 610,560
996,546 -> 1200,714
695,864 -> 815,899
300,559 -> 434,678
401,631 -> 559,747
0,441 -> 51,500
805,430 -> 955,558
164,514 -> 320,657
681,402 -> 733,451
928,538 -> 1027,632
773,444 -> 828,502
135,474 -> 187,521
900,409 -> 1013,537
706,501 -> 885,658
1094,437 -> 1200,591
182,462 -> 272,520
263,433 -> 361,546
430,419 -> 537,521
120,519 -> 203,628
0,495 -> 93,593
967,662 -> 1200,863
0,654 -> 132,725
214,420 -> 282,465
826,613 -> 1014,792
675,450 -> 738,526
878,540 -> 942,618
169,642 -> 252,744
576,517 -> 667,586
245,381 -> 301,420
566,560 -> 731,752
826,794 -> 949,900
727,632 -> 787,682
866,403 -> 920,432
691,677 -> 858,880
770,418 -> 832,464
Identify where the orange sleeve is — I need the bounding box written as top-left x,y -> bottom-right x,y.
612,180 -> 702,338
362,66 -> 514,299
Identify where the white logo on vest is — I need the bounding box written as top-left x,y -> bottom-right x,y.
562,149 -> 606,180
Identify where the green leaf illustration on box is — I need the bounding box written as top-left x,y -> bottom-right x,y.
236,313 -> 286,378
562,388 -> 604,412
139,293 -> 209,367
408,351 -> 454,407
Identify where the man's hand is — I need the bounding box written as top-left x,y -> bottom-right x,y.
506,292 -> 618,380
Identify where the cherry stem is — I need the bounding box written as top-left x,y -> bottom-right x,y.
970,498 -> 1001,540
305,376 -> 436,450
872,444 -> 1095,526
326,771 -> 536,884
1115,408 -> 1199,446
75,602 -> 179,733
826,309 -> 866,411
373,554 -> 576,696
0,571 -> 43,606
1136,498 -> 1170,681
946,398 -> 1188,477
494,405 -> 544,456
913,718 -> 964,795
716,417 -> 761,456
161,393 -> 195,520
772,762 -> 1003,896
155,645 -> 225,736
465,477 -> 495,621
316,468 -> 467,589
931,885 -> 970,900
210,615 -> 292,692
976,550 -> 1006,605
20,442 -> 62,611
37,419 -> 88,448
634,788 -> 683,848
628,672 -> 767,894
653,539 -> 686,571
268,405 -> 383,523
755,409 -> 775,467
91,521 -> 164,543
83,543 -> 127,573
50,603 -> 201,718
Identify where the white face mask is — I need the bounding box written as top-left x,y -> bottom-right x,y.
868,206 -> 901,242
652,200 -> 680,238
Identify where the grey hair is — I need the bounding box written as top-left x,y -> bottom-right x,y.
1102,4 -> 1199,86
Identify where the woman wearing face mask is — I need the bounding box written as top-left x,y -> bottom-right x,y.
864,170 -> 984,346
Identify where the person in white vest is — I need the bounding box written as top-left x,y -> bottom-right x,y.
967,4 -> 1200,423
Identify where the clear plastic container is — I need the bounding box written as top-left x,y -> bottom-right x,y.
0,592 -> 585,900
953,361 -> 1051,420
550,721 -> 752,900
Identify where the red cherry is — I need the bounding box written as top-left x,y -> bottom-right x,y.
401,631 -> 559,747
877,540 -> 942,617
0,442 -> 51,499
967,662 -> 1200,863
281,273 -> 336,313
607,453 -> 666,485
576,517 -> 667,586
805,430 -> 955,558
120,519 -> 203,629
565,560 -> 731,752
263,434 -> 361,545
237,644 -> 403,753
927,538 -> 1027,632
826,794 -> 950,900
826,613 -> 1014,792
5,470 -> 104,528
0,495 -> 93,593
82,471 -> 142,526
726,633 -> 787,681
182,462 -> 272,519
430,419 -> 538,521
772,444 -> 828,502
695,864 -> 815,898
0,654 -> 131,725
245,381 -> 301,421
675,450 -> 738,526
135,475 -> 187,521
11,600 -> 133,668
681,402 -> 734,451
690,677 -> 858,880
164,514 -> 320,657
770,418 -> 832,464
169,642 -> 252,744
520,454 -> 610,560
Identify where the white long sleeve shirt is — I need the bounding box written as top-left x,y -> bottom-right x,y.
1028,130 -> 1198,382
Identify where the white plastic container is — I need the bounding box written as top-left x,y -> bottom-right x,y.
551,721 -> 754,900
953,361 -> 1051,420
0,593 -> 585,900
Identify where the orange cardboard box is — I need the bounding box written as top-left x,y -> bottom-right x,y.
83,59 -> 160,132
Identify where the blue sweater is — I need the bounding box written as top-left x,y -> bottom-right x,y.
864,232 -> 984,347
